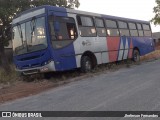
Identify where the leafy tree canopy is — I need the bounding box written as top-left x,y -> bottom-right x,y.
152,0 -> 160,25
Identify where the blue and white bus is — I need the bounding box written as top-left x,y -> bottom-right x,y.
12,5 -> 154,75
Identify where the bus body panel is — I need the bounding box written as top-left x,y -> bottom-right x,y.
132,37 -> 154,56
107,37 -> 120,62
50,44 -> 77,71
67,12 -> 110,67
14,49 -> 52,71
47,8 -> 77,71
12,6 -> 155,75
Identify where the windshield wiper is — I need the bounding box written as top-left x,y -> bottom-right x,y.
30,18 -> 36,44
17,24 -> 29,53
17,24 -> 24,48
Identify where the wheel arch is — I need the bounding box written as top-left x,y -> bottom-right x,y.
133,47 -> 140,56
81,51 -> 97,68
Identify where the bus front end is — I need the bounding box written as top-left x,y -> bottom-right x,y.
12,7 -> 55,75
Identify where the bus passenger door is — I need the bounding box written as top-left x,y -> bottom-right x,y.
48,12 -> 78,71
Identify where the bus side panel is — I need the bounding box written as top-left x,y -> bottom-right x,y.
121,36 -> 133,59
99,37 -> 110,64
107,36 -> 134,62
131,37 -> 154,56
129,37 -> 154,57
73,37 -> 99,67
67,13 -> 106,67
143,37 -> 155,54
132,37 -> 145,56
123,37 -> 130,60
94,37 -> 109,64
128,37 -> 134,59
107,37 -> 120,62
52,44 -> 77,71
117,37 -> 126,61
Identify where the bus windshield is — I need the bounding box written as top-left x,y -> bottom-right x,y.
12,17 -> 47,55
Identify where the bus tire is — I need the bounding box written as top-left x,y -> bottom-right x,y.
132,49 -> 140,62
81,56 -> 92,73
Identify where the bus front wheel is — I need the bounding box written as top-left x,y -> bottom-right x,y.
81,56 -> 92,73
132,49 -> 140,62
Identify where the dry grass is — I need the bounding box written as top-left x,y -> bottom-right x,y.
0,49 -> 160,84
141,50 -> 160,61
0,65 -> 18,84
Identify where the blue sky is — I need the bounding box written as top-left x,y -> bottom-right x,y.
78,0 -> 160,32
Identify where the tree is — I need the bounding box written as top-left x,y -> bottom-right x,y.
151,0 -> 160,25
0,0 -> 80,73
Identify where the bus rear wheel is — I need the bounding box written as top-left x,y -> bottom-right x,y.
132,49 -> 140,62
81,56 -> 92,73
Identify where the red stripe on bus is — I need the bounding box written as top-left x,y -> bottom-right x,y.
128,39 -> 133,58
107,37 -> 120,62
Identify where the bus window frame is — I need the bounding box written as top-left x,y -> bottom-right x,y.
142,23 -> 152,37
12,16 -> 48,56
142,24 -> 151,31
128,22 -> 139,37
48,15 -> 79,50
49,15 -> 78,41
136,23 -> 144,37
76,14 -> 97,37
105,19 -> 120,37
117,20 -> 130,37
95,17 -> 107,37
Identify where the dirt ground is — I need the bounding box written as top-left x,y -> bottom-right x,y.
0,46 -> 160,104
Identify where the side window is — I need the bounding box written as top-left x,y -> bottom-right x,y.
142,24 -> 150,30
95,18 -> 106,37
54,17 -> 77,40
105,20 -> 119,36
118,21 -> 130,36
137,23 -> 144,36
49,16 -> 78,49
129,22 -> 138,36
105,20 -> 117,28
118,21 -> 128,29
129,23 -> 136,29
144,31 -> 152,37
137,23 -> 142,30
77,15 -> 96,37
80,16 -> 93,26
142,24 -> 152,37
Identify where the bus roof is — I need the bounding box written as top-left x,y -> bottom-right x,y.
12,5 -> 150,25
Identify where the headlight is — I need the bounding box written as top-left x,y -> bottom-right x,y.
42,59 -> 52,65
